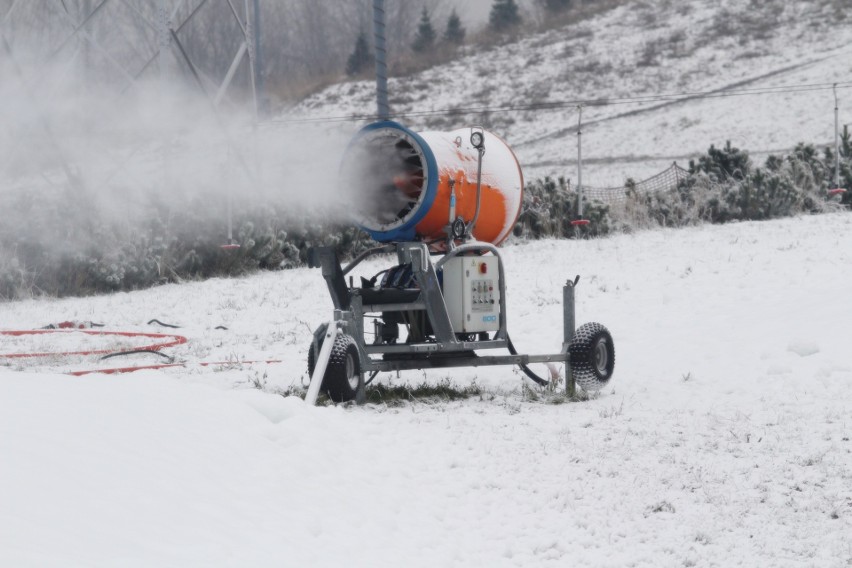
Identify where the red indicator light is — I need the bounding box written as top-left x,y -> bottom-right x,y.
479,263 -> 487,274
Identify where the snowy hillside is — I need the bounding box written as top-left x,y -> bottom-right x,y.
291,0 -> 852,186
2,213 -> 851,566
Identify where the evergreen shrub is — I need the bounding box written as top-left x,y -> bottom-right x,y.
515,176 -> 611,239
616,141 -> 836,229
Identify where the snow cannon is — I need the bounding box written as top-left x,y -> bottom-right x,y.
341,121 -> 524,246
304,122 -> 616,406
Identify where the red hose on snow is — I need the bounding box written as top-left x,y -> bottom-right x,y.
1,329 -> 286,377
0,330 -> 188,359
67,360 -> 284,376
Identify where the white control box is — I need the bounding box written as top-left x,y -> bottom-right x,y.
441,256 -> 501,333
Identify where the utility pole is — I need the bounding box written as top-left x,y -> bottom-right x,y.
829,85 -> 848,197
834,84 -> 840,189
577,105 -> 583,219
252,0 -> 265,116
157,0 -> 174,197
373,0 -> 389,121
81,0 -> 92,87
571,106 -> 590,228
157,0 -> 173,78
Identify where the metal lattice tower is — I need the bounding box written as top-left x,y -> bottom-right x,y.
1,0 -> 262,192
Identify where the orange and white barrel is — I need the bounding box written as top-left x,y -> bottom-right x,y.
341,121 -> 524,246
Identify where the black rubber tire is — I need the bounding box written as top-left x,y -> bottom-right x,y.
307,331 -> 361,403
568,322 -> 615,392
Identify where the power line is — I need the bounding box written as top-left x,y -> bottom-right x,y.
270,81 -> 852,125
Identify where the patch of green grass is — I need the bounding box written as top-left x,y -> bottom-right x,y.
283,375 -> 592,408
363,377 -> 484,406
522,380 -> 590,404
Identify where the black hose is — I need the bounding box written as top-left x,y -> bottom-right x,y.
364,370 -> 380,386
367,268 -> 390,287
147,319 -> 181,329
506,334 -> 550,387
100,349 -> 175,362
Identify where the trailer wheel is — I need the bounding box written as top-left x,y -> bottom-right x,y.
568,322 -> 615,392
307,331 -> 361,403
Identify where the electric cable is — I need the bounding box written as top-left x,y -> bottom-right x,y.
364,370 -> 380,386
506,333 -> 550,387
270,81 -> 852,125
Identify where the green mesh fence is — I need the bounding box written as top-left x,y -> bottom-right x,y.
579,163 -> 690,202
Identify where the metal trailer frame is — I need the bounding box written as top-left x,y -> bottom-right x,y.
305,241 -> 580,405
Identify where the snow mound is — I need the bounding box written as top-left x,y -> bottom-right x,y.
788,341 -> 821,357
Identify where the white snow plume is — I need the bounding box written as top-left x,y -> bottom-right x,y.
0,49 -> 356,260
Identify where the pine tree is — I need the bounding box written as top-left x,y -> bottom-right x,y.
489,0 -> 522,33
444,9 -> 466,45
346,31 -> 372,77
412,8 -> 437,53
540,0 -> 572,14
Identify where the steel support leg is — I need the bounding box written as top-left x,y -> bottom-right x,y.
305,319 -> 338,406
563,278 -> 577,396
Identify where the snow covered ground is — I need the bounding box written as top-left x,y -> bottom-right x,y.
2,1 -> 850,564
2,212 -> 851,567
